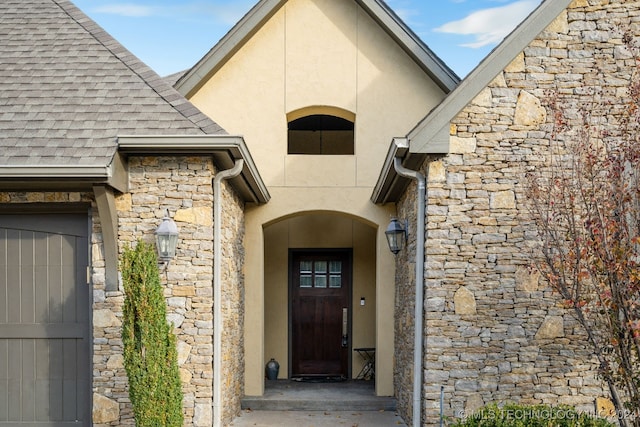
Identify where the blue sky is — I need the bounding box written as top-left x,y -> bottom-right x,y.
73,0 -> 542,78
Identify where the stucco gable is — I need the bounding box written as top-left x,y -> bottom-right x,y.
174,0 -> 459,98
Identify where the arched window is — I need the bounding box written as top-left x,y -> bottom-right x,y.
288,114 -> 354,155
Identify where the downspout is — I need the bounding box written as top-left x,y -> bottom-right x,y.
393,156 -> 426,427
213,159 -> 244,427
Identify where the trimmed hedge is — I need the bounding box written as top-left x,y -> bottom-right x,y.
121,241 -> 183,427
451,404 -> 615,427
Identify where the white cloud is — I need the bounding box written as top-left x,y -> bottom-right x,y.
434,0 -> 539,48
94,3 -> 155,17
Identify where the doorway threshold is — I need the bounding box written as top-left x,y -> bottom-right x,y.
241,380 -> 396,411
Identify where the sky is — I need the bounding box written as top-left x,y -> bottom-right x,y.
72,0 -> 542,78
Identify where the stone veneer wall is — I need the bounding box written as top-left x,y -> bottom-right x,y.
395,0 -> 640,425
394,177 -> 419,424
97,155 -> 246,426
3,156 -> 247,426
217,163 -> 246,425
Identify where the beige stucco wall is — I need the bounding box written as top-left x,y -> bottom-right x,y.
191,0 -> 444,189
264,214 -> 376,379
187,0 -> 449,397
244,195 -> 396,397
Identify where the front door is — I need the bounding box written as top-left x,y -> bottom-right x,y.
290,250 -> 351,378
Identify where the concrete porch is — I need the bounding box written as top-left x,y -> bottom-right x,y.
241,380 -> 397,411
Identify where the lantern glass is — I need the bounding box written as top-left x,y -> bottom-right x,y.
155,213 -> 179,262
385,217 -> 406,255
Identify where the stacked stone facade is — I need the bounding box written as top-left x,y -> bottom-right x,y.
395,0 -> 639,425
217,163 -> 246,424
1,155 -> 246,426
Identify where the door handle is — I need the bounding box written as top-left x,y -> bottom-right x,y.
342,308 -> 348,347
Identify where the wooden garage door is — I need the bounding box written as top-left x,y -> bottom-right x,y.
0,213 -> 90,426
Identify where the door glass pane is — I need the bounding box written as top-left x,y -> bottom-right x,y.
329,275 -> 341,288
300,261 -> 313,288
315,261 -> 327,274
329,261 -> 341,273
315,275 -> 327,288
314,261 -> 327,288
300,261 -> 312,273
300,275 -> 312,288
329,261 -> 341,288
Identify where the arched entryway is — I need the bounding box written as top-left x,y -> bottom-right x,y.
263,213 -> 376,381
243,203 -> 396,399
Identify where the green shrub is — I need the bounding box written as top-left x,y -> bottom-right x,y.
121,241 -> 183,427
451,403 -> 615,427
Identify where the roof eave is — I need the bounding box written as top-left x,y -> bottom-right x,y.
371,137 -> 427,204
0,155 -> 127,192
117,135 -> 270,204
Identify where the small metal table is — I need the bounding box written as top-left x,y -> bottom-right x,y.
353,347 -> 375,380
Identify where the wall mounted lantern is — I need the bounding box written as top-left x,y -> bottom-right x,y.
155,210 -> 179,264
385,217 -> 407,255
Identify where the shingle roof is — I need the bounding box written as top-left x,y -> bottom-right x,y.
0,0 -> 225,168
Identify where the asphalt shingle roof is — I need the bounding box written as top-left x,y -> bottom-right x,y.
0,0 -> 225,168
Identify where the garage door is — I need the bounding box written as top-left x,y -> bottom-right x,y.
0,213 -> 90,426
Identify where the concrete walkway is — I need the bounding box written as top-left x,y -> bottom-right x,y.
230,409 -> 407,426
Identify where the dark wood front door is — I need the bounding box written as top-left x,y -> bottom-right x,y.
290,250 -> 351,378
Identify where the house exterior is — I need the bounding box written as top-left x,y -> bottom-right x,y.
0,0 -> 635,426
173,0 -> 458,403
0,1 -> 268,426
373,0 -> 635,424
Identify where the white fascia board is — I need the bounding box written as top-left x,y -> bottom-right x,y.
0,165 -> 112,178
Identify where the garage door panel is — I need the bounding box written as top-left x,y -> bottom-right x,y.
35,262 -> 49,324
0,264 -> 5,324
75,237 -> 89,328
22,340 -> 36,422
0,213 -> 90,426
6,230 -> 20,324
0,324 -> 86,339
7,340 -> 21,421
0,215 -> 87,237
0,340 -> 6,419
35,379 -> 50,421
21,236 -> 36,323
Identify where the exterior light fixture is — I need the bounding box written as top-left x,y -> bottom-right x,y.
385,217 -> 407,255
155,210 -> 179,263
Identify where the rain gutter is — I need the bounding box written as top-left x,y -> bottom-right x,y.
392,140 -> 426,427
